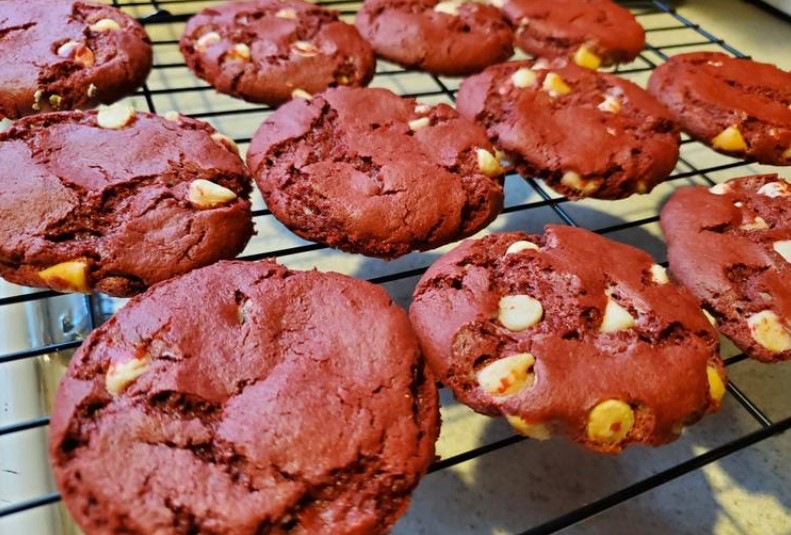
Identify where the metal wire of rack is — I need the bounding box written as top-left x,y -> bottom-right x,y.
1,1 -> 790,534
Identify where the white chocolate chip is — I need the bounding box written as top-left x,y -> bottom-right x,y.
573,44 -> 602,70
433,1 -> 460,16
408,117 -> 430,131
291,40 -> 319,57
188,179 -> 238,208
414,104 -> 432,115
511,67 -> 537,88
747,310 -> 791,353
598,94 -> 621,114
57,41 -> 95,67
476,148 -> 503,177
649,264 -> 669,284
89,18 -> 121,32
707,60 -> 723,67
0,118 -> 12,133
489,0 -> 504,7
772,240 -> 791,262
32,89 -> 43,111
336,74 -> 350,85
38,260 -> 90,293
477,353 -> 536,396
560,171 -> 600,195
275,8 -> 298,19
87,83 -> 98,98
757,182 -> 790,198
196,31 -> 221,53
783,146 -> 791,160
96,102 -> 135,129
228,43 -> 251,61
498,295 -> 543,331
708,183 -> 730,195
532,58 -> 550,70
734,201 -> 744,208
587,399 -> 634,443
606,127 -> 617,136
163,110 -> 181,121
740,216 -> 769,231
600,292 -> 636,333
106,356 -> 152,395
211,133 -> 240,155
542,72 -> 572,97
48,94 -> 62,109
506,415 -> 550,440
291,88 -> 312,100
707,365 -> 726,403
505,240 -> 539,255
711,125 -> 747,152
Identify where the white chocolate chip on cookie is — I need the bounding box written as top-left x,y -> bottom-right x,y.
711,125 -> 747,152
477,353 -> 536,396
476,148 -> 503,177
195,31 -> 221,53
505,240 -> 539,255
708,183 -> 730,195
506,415 -> 551,440
649,264 -> 669,284
211,133 -> 240,155
757,181 -> 790,198
89,18 -> 121,32
38,260 -> 90,293
408,117 -> 430,132
773,240 -> 791,262
573,44 -> 602,70
498,295 -> 544,331
275,8 -> 298,19
188,179 -> 238,208
542,72 -> 572,98
434,1 -> 460,15
747,310 -> 791,353
586,399 -> 634,444
106,355 -> 152,395
600,292 -> 636,333
511,67 -> 537,88
97,102 -> 135,129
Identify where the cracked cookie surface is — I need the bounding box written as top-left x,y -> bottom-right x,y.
456,59 -> 680,199
246,86 -> 505,258
0,0 -> 152,119
661,174 -> 791,362
49,260 -> 440,535
648,52 -> 791,166
409,225 -> 724,453
0,109 -> 253,297
355,0 -> 513,76
180,0 -> 375,107
500,0 -> 644,66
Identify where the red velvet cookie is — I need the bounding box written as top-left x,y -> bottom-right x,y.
355,0 -> 514,76
0,0 -> 152,119
500,0 -> 645,68
246,86 -> 505,258
180,0 -> 375,107
456,59 -> 680,199
49,260 -> 439,535
661,174 -> 791,362
410,226 -> 725,453
648,52 -> 791,166
0,105 -> 253,297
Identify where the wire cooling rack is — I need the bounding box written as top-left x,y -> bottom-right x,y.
2,1 -> 791,534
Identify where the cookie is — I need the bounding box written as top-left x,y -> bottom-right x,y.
49,259 -> 439,535
355,0 -> 513,76
456,59 -> 680,200
500,0 -> 645,68
180,0 -> 376,107
0,104 -> 253,297
648,52 -> 791,166
0,0 -> 152,119
246,86 -> 505,259
410,225 -> 725,453
661,174 -> 791,363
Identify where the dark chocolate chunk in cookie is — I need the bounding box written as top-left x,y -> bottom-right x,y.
0,104 -> 253,297
180,0 -> 376,107
500,0 -> 645,68
355,0 -> 514,76
648,52 -> 791,166
246,86 -> 505,259
661,174 -> 791,362
410,225 -> 725,453
49,260 -> 440,534
0,0 -> 152,119
456,59 -> 680,199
